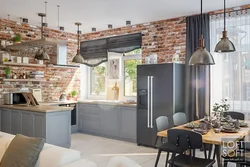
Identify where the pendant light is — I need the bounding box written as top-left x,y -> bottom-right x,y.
214,0 -> 236,52
188,0 -> 215,65
72,22 -> 84,63
35,13 -> 50,60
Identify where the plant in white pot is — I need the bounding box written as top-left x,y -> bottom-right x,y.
4,67 -> 11,78
212,98 -> 230,118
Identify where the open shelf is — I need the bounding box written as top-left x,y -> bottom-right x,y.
2,62 -> 46,67
1,78 -> 46,82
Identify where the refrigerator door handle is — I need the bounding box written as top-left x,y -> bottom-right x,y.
147,76 -> 150,128
150,76 -> 154,128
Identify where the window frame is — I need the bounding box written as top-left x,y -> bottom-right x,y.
86,53 -> 141,100
122,54 -> 142,97
87,63 -> 107,100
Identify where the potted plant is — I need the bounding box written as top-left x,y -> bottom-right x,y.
4,67 -> 11,78
13,34 -> 21,43
212,98 -> 230,118
67,90 -> 78,101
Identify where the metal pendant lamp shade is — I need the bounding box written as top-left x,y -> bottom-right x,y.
214,0 -> 236,53
72,22 -> 84,63
189,36 -> 215,65
188,0 -> 215,66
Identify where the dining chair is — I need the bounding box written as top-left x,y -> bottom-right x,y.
155,116 -> 169,146
154,116 -> 185,167
224,111 -> 245,120
167,129 -> 215,167
173,112 -> 187,126
223,111 -> 246,167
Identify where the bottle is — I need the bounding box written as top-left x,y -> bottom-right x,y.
172,52 -> 180,63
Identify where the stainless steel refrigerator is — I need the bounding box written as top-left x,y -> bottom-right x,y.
137,63 -> 185,147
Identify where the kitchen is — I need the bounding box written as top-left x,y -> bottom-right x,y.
0,14 -> 141,147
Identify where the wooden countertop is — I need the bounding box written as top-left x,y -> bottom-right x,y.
157,120 -> 250,145
0,104 -> 73,113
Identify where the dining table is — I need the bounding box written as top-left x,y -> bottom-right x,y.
157,120 -> 250,167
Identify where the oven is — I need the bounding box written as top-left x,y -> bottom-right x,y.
59,103 -> 76,126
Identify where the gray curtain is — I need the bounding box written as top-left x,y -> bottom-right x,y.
185,14 -> 211,121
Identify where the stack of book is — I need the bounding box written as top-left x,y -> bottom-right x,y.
30,71 -> 44,79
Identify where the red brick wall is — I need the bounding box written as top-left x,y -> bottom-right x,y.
83,17 -> 186,63
0,19 -> 80,102
0,4 -> 249,102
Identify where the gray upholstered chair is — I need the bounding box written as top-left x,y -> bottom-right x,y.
173,112 -> 187,126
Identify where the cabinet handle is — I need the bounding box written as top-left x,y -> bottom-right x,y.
147,76 -> 150,128
150,76 -> 154,128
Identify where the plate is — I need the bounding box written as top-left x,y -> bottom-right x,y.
221,128 -> 239,133
240,122 -> 248,127
184,123 -> 200,129
194,128 -> 208,135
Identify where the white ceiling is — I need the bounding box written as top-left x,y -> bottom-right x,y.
0,0 -> 249,34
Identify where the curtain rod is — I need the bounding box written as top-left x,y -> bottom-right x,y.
211,7 -> 250,16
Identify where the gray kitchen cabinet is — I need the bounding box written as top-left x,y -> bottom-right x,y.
22,112 -> 34,137
0,108 -> 71,148
1,109 -> 11,133
101,105 -> 119,137
11,111 -> 22,135
119,107 -> 137,142
78,103 -> 137,142
78,104 -> 101,134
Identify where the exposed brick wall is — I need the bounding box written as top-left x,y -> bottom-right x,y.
0,19 -> 80,102
82,17 -> 186,63
0,4 -> 249,103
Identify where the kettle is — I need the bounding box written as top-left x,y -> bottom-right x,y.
59,92 -> 67,101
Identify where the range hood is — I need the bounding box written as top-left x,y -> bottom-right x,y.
50,43 -> 79,68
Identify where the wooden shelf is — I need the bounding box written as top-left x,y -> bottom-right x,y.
1,78 -> 46,82
2,62 -> 46,67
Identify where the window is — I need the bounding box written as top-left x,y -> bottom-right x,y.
124,59 -> 142,96
210,10 -> 250,116
90,63 -> 107,96
87,49 -> 142,99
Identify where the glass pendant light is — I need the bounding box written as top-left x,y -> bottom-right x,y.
214,0 -> 236,52
189,0 -> 215,65
72,22 -> 84,63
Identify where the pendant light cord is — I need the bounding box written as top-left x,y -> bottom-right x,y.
57,5 -> 60,28
224,0 -> 226,31
77,25 -> 80,52
201,0 -> 203,37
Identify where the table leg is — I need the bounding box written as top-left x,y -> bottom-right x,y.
215,145 -> 222,167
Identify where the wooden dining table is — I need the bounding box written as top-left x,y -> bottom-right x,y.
157,120 -> 250,167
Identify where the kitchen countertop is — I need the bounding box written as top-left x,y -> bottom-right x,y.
0,104 -> 73,113
78,100 -> 137,107
39,100 -> 78,106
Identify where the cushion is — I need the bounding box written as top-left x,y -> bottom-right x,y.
0,134 -> 45,167
34,145 -> 81,167
106,156 -> 141,167
0,136 -> 13,161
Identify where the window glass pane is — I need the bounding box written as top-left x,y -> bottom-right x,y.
124,59 -> 142,96
90,64 -> 106,95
